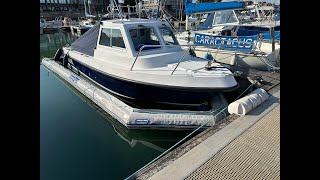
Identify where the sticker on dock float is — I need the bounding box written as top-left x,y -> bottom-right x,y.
69,74 -> 80,83
135,119 -> 150,124
194,33 -> 258,51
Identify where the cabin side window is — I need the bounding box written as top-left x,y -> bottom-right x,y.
129,27 -> 160,51
99,28 -> 126,49
99,28 -> 111,47
159,26 -> 179,45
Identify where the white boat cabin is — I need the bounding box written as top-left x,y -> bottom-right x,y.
65,18 -> 237,90
93,19 -> 187,69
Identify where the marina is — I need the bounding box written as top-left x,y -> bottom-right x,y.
130,87 -> 280,179
41,32 -> 195,179
40,0 -> 280,179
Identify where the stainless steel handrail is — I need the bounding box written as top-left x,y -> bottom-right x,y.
130,42 -> 256,72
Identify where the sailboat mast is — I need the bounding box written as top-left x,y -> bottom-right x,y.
254,0 -> 261,19
88,0 -> 92,17
156,0 -> 161,20
83,0 -> 87,17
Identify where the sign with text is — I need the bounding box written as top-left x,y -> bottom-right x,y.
194,33 -> 257,51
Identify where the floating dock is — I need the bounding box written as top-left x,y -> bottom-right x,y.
42,58 -> 229,130
42,56 -> 280,178
43,26 -> 72,34
126,67 -> 280,179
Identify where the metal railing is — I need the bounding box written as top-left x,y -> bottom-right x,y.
130,41 -> 257,73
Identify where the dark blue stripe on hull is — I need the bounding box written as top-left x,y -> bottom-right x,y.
71,59 -> 218,105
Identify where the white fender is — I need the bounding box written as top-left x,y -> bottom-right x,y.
228,88 -> 269,115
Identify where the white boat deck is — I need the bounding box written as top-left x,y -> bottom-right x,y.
67,49 -> 237,88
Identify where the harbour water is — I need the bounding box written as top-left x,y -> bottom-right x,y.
40,32 -> 192,180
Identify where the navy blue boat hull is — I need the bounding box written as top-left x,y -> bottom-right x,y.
69,58 -> 238,106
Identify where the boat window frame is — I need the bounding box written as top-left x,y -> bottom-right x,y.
97,27 -> 128,52
212,10 -> 239,27
127,26 -> 163,52
158,25 -> 179,45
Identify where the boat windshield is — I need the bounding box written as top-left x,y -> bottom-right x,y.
213,10 -> 238,26
129,27 -> 161,51
159,26 -> 179,45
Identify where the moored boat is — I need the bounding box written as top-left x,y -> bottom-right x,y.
176,1 -> 280,71
54,18 -> 239,109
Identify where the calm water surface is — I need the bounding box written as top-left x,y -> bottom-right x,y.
40,32 -> 191,180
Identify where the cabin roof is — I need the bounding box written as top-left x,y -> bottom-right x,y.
101,18 -> 166,26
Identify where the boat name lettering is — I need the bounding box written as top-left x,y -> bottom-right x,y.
154,114 -> 210,121
135,119 -> 149,124
194,33 -> 257,51
69,75 -> 80,83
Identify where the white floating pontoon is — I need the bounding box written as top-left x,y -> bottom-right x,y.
42,58 -> 229,130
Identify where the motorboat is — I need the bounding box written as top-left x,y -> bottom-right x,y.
42,16 -> 64,28
79,18 -> 96,31
40,16 -> 64,34
70,18 -> 96,36
75,0 -> 97,33
53,18 -> 238,110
